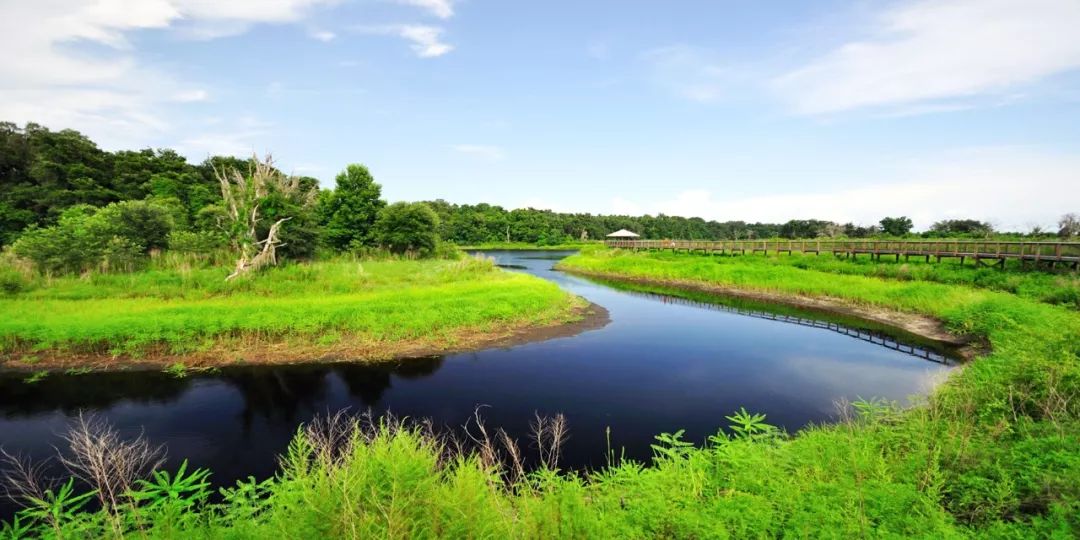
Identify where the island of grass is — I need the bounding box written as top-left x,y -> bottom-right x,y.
0,256 -> 601,372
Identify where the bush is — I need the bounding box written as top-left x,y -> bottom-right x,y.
167,230 -> 227,254
12,209 -> 104,274
91,200 -> 173,253
12,200 -> 174,274
372,202 -> 440,256
0,266 -> 28,294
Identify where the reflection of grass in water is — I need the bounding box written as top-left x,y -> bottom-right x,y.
586,275 -> 960,359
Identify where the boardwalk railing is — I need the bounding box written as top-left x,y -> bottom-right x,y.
606,239 -> 1080,268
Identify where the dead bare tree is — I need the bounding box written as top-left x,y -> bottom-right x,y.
213,154 -> 313,281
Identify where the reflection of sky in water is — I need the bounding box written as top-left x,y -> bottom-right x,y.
0,250 -> 956,519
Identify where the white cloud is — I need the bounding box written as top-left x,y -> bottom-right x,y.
0,0 -> 336,148
172,89 -> 209,102
451,144 -> 505,160
174,117 -> 274,159
355,24 -> 452,57
393,0 -> 455,19
774,0 -> 1080,114
398,25 -> 453,57
604,148 -> 1080,231
642,45 -> 730,103
310,30 -> 336,42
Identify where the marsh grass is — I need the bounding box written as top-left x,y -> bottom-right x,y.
0,256 -> 581,364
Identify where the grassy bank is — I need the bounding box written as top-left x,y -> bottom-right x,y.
3,250 -> 1079,538
0,257 -> 586,371
690,251 -> 1079,308
458,241 -> 597,251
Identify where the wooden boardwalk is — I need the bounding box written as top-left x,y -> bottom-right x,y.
607,239 -> 1080,269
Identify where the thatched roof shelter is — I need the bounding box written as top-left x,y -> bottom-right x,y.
606,229 -> 640,238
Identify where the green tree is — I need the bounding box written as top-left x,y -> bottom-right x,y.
1059,213 -> 1079,238
927,219 -> 994,237
91,200 -> 174,253
318,164 -> 385,250
373,202 -> 440,255
879,216 -> 914,236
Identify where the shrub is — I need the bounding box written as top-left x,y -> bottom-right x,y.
0,266 -> 28,294
12,210 -> 104,274
167,230 -> 227,254
90,200 -> 173,253
12,200 -> 174,274
372,202 -> 440,256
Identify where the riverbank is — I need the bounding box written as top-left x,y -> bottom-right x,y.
5,249 -> 1079,537
0,257 -> 598,373
458,241 -> 596,250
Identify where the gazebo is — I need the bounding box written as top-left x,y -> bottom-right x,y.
605,229 -> 640,245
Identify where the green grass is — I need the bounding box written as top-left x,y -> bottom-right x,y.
718,251 -> 1078,308
4,249 -> 1079,538
0,257 -> 583,363
458,241 -> 598,251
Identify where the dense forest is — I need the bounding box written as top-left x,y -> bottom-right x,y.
1,122 -> 1076,275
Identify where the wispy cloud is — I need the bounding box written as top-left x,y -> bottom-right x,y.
357,24 -> 453,57
452,144 -> 505,160
310,29 -> 336,42
392,0 -> 455,19
641,45 -> 730,103
774,0 -> 1080,115
0,0 -> 337,147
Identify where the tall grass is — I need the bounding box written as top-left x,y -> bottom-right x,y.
0,256 -> 583,363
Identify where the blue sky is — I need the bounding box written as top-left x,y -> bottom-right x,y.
3,0 -> 1079,230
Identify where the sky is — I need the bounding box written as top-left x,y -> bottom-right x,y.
2,0 -> 1079,231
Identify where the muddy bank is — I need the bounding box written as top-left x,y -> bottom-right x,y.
560,267 -> 983,360
0,302 -> 610,374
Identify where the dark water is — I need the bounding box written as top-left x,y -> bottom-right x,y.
0,251 -> 956,518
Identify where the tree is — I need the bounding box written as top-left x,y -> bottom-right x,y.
373,202 -> 440,255
318,164 -> 385,250
928,219 -> 994,237
879,216 -> 913,237
1059,213 -> 1080,238
214,155 -> 316,281
91,200 -> 174,253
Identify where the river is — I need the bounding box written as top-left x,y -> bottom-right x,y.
0,250 -> 957,519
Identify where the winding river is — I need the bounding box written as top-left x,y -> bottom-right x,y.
0,251 -> 958,518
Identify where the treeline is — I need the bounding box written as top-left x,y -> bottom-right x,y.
426,203 -> 1077,246
0,123 -> 439,275
1,122 -> 1076,275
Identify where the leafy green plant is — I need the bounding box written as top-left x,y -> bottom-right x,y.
163,363 -> 187,378
22,371 -> 47,384
650,430 -> 694,460
127,459 -> 211,527
17,479 -> 96,536
725,407 -> 779,441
